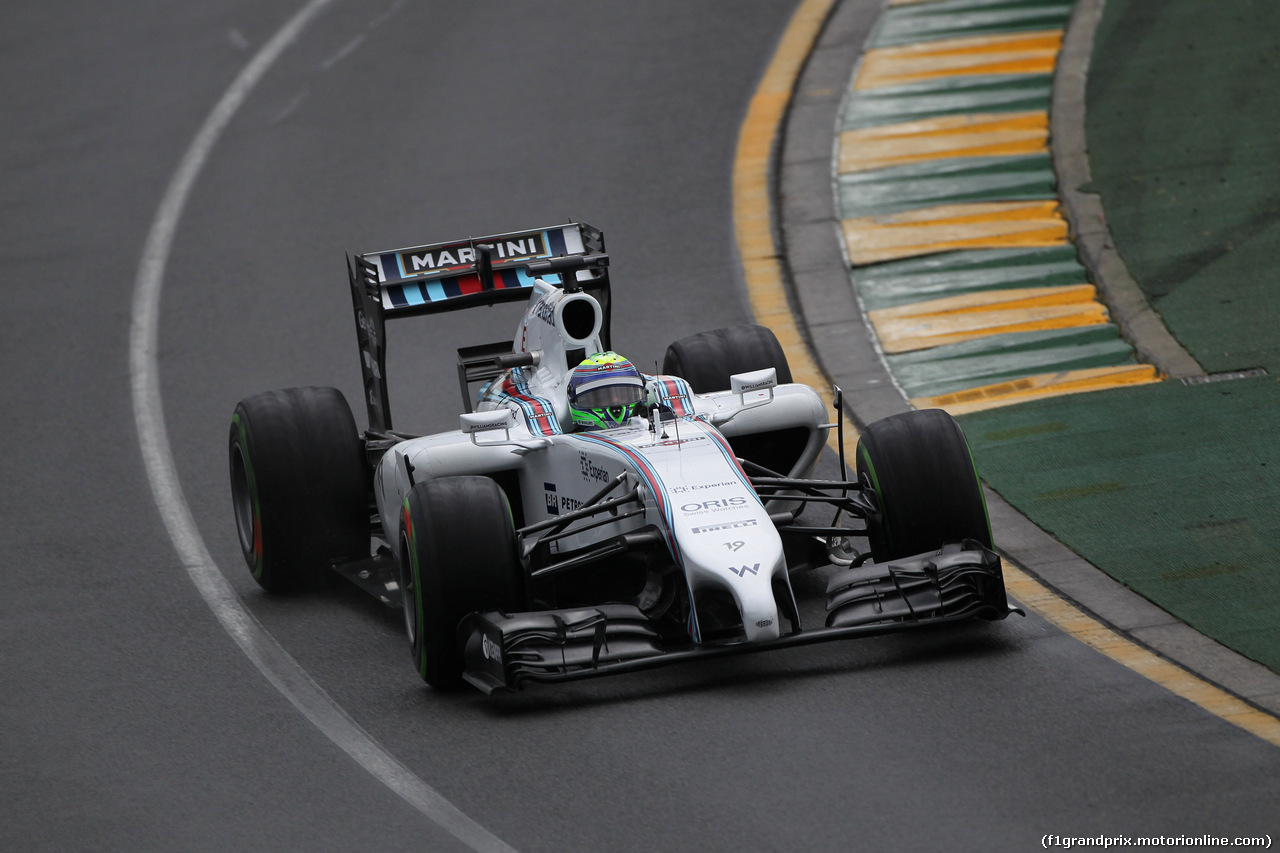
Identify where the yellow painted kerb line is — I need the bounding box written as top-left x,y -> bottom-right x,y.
1003,561 -> 1280,745
733,0 -> 1280,747
732,0 -> 837,419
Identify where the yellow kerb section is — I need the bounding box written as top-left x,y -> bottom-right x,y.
842,200 -> 1068,265
1003,561 -> 1280,747
856,30 -> 1064,90
868,284 -> 1106,353
912,365 -> 1162,415
840,111 -> 1048,172
733,0 -> 847,454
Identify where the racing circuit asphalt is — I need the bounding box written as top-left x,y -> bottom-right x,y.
4,1 -> 1279,851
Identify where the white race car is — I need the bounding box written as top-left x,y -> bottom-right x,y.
228,222 -> 1019,693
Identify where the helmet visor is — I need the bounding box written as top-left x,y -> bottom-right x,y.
572,382 -> 643,410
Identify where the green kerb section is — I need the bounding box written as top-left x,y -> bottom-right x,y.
839,154 -> 1058,219
843,74 -> 1052,131
1086,0 -> 1280,376
838,0 -> 1143,406
958,377 -> 1280,674
872,0 -> 1072,47
888,325 -> 1134,398
854,247 -> 1086,310
848,247 -> 1141,397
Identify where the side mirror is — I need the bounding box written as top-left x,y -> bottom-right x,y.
711,368 -> 778,427
730,368 -> 777,400
461,409 -> 516,437
460,408 -> 549,454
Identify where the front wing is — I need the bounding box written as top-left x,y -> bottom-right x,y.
460,541 -> 1021,694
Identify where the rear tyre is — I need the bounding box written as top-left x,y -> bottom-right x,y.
856,409 -> 992,563
398,476 -> 528,689
662,324 -> 792,393
228,387 -> 369,593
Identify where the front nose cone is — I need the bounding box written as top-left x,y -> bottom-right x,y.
726,560 -> 783,642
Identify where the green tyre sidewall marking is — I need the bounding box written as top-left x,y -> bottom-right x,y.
402,476 -> 527,688
964,441 -> 994,549
231,412 -> 264,581
403,497 -> 428,680
857,442 -> 892,556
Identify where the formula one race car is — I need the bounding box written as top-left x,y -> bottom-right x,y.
228,222 -> 1019,693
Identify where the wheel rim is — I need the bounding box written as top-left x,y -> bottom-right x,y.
229,443 -> 256,557
398,531 -> 417,646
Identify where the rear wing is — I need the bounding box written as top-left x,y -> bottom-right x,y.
349,222 -> 611,431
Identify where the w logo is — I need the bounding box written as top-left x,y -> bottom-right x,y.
728,563 -> 760,577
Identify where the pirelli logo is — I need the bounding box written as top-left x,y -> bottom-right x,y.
690,519 -> 758,535
397,232 -> 547,276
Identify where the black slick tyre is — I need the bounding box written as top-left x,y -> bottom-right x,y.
662,324 -> 792,393
398,476 -> 528,689
856,409 -> 992,563
228,386 -> 369,593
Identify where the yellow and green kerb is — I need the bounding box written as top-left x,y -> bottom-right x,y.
838,0 -> 1159,415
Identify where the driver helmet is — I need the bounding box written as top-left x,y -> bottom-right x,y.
567,352 -> 644,431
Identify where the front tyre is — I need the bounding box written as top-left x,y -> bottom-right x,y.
398,476 -> 528,689
228,387 -> 368,593
662,324 -> 792,393
856,409 -> 992,563
663,324 -> 808,478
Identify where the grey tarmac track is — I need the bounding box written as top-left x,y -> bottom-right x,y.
4,1 -> 1279,851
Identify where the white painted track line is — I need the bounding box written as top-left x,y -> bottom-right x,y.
128,1 -> 518,849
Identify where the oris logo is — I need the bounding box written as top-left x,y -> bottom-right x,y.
680,497 -> 748,514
